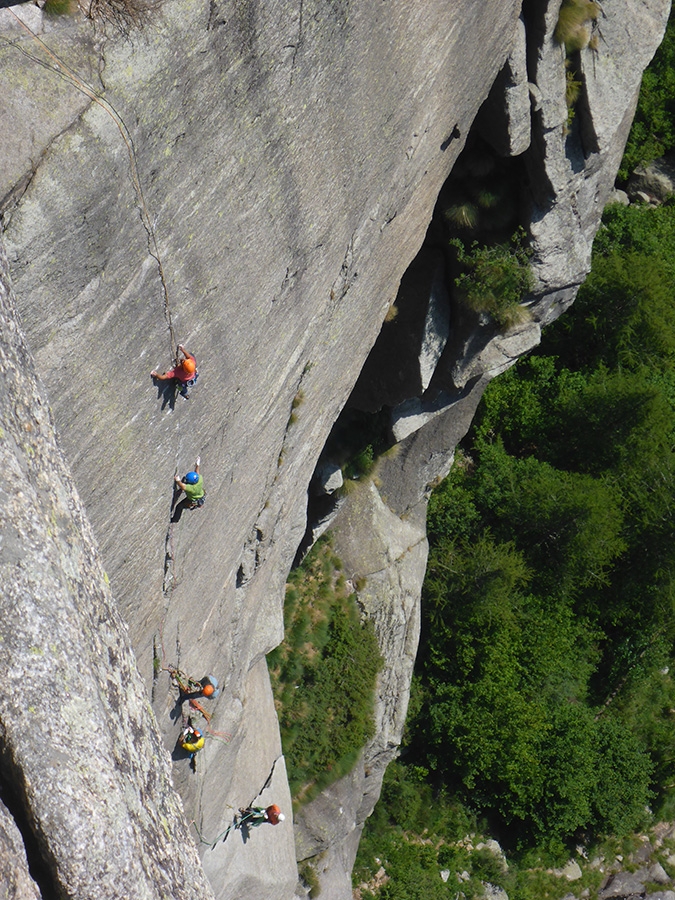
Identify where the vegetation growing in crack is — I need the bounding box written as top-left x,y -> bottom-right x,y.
321,407 -> 391,487
298,860 -> 322,898
450,229 -> 534,329
554,0 -> 600,53
436,137 -> 532,330
554,0 -> 601,130
268,535 -> 382,807
43,0 -> 79,16
440,140 -> 522,243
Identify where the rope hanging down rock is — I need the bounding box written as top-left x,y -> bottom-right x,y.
2,9 -> 177,358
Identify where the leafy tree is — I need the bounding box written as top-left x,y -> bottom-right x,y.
619,7 -> 675,180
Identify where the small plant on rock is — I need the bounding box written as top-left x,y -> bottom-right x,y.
565,63 -> 584,129
450,228 -> 534,329
81,0 -> 163,35
554,0 -> 600,53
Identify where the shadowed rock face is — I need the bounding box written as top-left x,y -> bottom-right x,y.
0,799 -> 40,900
0,0 -> 670,897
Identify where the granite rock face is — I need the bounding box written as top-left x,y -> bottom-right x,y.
0,238 -> 215,900
0,0 -> 670,897
0,799 -> 40,900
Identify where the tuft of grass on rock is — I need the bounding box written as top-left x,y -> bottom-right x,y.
554,0 -> 600,53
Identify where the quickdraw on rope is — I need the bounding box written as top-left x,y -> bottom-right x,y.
2,9 -> 176,359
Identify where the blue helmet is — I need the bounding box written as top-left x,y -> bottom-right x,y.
185,471 -> 200,485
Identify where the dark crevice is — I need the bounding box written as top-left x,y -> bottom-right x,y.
301,111 -> 537,556
521,0 -> 558,207
574,74 -> 600,160
0,742 -> 58,898
295,407 -> 391,564
563,50 -> 600,172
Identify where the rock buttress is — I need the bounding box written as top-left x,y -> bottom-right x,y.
0,236 -> 215,900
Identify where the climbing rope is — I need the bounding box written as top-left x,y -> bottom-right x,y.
192,816 -> 237,849
159,654 -> 232,742
2,10 -> 176,358
2,16 -> 231,806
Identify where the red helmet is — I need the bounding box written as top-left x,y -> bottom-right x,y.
266,804 -> 282,824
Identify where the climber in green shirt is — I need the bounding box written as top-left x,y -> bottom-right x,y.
172,456 -> 205,522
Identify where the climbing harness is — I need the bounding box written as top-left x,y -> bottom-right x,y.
177,370 -> 200,400
180,720 -> 205,756
192,805 -> 285,849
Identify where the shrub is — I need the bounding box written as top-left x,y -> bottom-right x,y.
619,7 -> 675,180
450,230 -> 534,328
299,861 -> 322,898
343,444 -> 375,480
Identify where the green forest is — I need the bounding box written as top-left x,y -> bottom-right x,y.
354,8 -> 675,900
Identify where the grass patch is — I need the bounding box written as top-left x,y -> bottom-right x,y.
554,0 -> 600,53
343,444 -> 376,480
268,536 -> 383,806
43,0 -> 78,15
299,860 -> 322,898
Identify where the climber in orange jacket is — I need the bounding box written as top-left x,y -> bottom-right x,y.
151,344 -> 199,397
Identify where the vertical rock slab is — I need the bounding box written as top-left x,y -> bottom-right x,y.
525,0 -> 670,318
0,237 -> 213,899
294,480 -> 428,896
0,800 -> 41,900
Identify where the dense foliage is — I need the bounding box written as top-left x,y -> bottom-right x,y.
450,231 -> 534,328
355,199 -> 675,900
409,199 -> 675,847
268,537 -> 382,805
354,19 -> 675,895
619,7 -> 675,180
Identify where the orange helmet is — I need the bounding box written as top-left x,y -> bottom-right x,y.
182,357 -> 196,375
202,684 -> 215,697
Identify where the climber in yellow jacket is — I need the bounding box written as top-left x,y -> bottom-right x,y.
180,720 -> 205,758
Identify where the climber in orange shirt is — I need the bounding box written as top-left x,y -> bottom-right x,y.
151,344 -> 199,397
